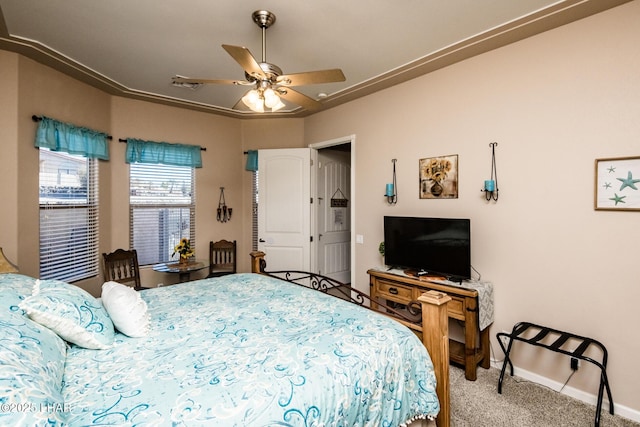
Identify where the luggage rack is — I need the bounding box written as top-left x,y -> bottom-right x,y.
497,322 -> 613,427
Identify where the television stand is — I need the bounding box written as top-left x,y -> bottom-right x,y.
368,268 -> 494,381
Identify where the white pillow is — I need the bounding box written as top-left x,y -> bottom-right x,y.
101,281 -> 150,337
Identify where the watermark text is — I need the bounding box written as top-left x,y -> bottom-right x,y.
1,402 -> 71,414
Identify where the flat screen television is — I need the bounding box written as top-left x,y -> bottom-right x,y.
383,216 -> 471,281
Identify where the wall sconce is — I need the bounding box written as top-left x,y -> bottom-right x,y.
386,159 -> 397,204
481,142 -> 499,201
217,187 -> 232,222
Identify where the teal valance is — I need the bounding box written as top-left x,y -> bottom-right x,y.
125,139 -> 202,168
245,150 -> 258,171
35,116 -> 109,160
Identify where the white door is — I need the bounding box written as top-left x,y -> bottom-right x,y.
316,149 -> 351,283
257,148 -> 311,271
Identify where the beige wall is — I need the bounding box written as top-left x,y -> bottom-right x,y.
11,53 -> 112,294
0,51 -> 19,263
304,1 -> 640,415
1,0 -> 638,418
109,97 -> 246,286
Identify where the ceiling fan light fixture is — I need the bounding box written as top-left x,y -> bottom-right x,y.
271,98 -> 286,112
245,89 -> 260,103
242,89 -> 264,112
263,88 -> 280,108
242,86 -> 285,113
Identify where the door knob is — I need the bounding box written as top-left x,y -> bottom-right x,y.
259,238 -> 266,242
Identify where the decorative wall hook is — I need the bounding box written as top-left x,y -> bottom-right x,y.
385,159 -> 398,204
217,187 -> 232,222
481,142 -> 499,201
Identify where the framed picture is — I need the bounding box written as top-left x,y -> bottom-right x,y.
419,154 -> 458,199
594,156 -> 640,211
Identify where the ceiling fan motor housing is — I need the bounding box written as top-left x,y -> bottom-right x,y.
245,62 -> 282,83
252,10 -> 276,29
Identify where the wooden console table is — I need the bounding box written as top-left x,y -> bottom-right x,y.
368,269 -> 493,381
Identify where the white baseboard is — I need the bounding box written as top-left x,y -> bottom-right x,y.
490,359 -> 640,423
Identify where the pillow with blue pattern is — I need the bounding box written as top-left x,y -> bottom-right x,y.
19,279 -> 114,349
0,273 -> 37,309
0,302 -> 68,426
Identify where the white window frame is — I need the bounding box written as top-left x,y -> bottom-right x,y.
129,163 -> 195,266
39,148 -> 100,282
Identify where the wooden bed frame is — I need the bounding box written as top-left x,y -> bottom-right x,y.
250,251 -> 451,427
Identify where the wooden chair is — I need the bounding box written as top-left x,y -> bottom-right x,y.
102,249 -> 148,291
207,240 -> 236,278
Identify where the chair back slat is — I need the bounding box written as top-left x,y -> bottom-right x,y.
208,240 -> 237,278
102,249 -> 145,291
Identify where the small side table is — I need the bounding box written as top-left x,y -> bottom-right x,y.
152,259 -> 208,283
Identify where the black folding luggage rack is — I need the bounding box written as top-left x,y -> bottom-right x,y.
497,322 -> 613,427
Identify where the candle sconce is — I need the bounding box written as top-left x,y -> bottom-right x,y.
385,159 -> 397,204
481,142 -> 499,201
217,187 -> 232,222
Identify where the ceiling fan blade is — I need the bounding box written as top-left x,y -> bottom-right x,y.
222,44 -> 266,79
277,69 -> 345,86
172,76 -> 245,85
278,87 -> 321,111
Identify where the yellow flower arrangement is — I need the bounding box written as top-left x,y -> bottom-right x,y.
421,158 -> 452,183
173,238 -> 194,260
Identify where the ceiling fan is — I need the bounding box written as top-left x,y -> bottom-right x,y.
172,10 -> 346,113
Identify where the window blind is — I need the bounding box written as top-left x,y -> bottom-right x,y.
130,163 -> 195,265
39,148 -> 99,281
252,171 -> 259,251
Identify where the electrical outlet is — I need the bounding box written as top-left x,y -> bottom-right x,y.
571,357 -> 580,371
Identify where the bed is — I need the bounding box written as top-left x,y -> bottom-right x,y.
0,252 -> 450,427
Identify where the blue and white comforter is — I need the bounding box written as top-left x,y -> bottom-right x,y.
5,273 -> 440,426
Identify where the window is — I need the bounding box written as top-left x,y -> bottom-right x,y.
245,149 -> 259,251
39,148 -> 99,282
252,170 -> 259,251
130,163 -> 195,265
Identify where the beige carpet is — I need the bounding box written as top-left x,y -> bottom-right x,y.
448,365 -> 639,427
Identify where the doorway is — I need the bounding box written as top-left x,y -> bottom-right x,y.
256,136 -> 355,283
311,136 -> 354,285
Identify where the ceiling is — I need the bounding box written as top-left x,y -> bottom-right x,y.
0,0 -> 630,119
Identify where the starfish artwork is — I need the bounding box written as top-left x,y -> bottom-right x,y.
609,193 -> 626,205
617,171 -> 640,191
595,157 -> 640,210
